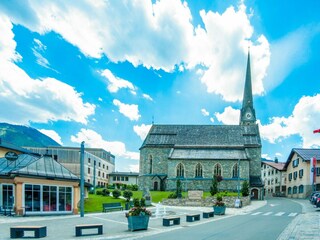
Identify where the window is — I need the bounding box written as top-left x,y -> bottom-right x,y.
292,158 -> 299,168
107,166 -> 109,170
293,186 -> 297,194
176,163 -> 184,178
213,163 -> 222,176
149,155 -> 153,174
25,184 -> 41,212
88,158 -> 91,163
98,162 -> 101,167
232,163 -> 239,178
117,176 -> 120,181
299,169 -> 303,178
264,172 -> 266,177
316,167 -> 320,176
293,171 -> 297,180
103,164 -> 105,169
121,176 -> 124,181
88,168 -> 91,174
98,171 -> 101,177
268,171 -> 270,176
113,176 -> 116,181
275,178 -> 278,184
2,184 -> 14,209
102,172 -> 105,178
298,185 -> 304,193
42,186 -> 57,212
195,163 -> 203,178
272,170 -> 274,175
125,177 -> 129,181
268,180 -> 270,185
288,187 -> 292,194
288,173 -> 292,181
88,179 -> 90,183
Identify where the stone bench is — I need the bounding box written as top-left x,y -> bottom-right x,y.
186,214 -> 200,222
203,211 -> 214,218
75,224 -> 103,237
163,216 -> 180,226
10,226 -> 47,238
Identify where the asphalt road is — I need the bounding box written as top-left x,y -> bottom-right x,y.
137,198 -> 302,240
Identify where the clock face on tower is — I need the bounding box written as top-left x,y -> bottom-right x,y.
246,112 -> 252,119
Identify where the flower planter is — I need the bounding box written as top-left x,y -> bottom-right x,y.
213,206 -> 226,215
127,215 -> 149,231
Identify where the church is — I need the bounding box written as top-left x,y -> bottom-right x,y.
139,52 -> 263,200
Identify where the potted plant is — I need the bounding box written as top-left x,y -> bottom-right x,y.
213,194 -> 226,215
123,190 -> 133,210
125,198 -> 152,231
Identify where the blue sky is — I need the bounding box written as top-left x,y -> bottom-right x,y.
0,0 -> 320,172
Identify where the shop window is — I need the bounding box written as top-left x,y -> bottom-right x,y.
2,184 -> 14,210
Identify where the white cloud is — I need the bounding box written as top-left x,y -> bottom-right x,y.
32,38 -> 50,68
201,108 -> 209,116
98,97 -> 103,102
210,117 -> 214,123
0,16 -> 96,125
0,1 -> 273,102
259,94 -> 320,148
38,129 -> 63,145
113,99 -> 141,121
100,69 -> 136,94
261,154 -> 272,160
142,93 -> 153,101
133,124 -> 152,140
70,128 -> 139,160
128,164 -> 139,172
215,106 -> 240,124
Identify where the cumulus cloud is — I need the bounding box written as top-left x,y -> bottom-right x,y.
215,106 -> 240,124
0,0 -> 272,102
133,124 -> 152,140
38,129 -> 63,145
259,94 -> 320,148
128,164 -> 139,172
0,16 -> 95,125
201,108 -> 209,116
113,99 -> 141,121
70,128 -> 139,160
100,69 -> 136,94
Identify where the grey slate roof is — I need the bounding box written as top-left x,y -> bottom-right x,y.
141,124 -> 261,148
169,149 -> 247,160
0,154 -> 79,180
285,148 -> 320,169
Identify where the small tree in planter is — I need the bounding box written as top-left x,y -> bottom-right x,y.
210,175 -> 219,196
213,193 -> 226,215
176,179 -> 182,198
123,190 -> 133,210
125,198 -> 152,231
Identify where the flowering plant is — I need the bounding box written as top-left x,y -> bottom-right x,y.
125,197 -> 152,217
213,194 -> 225,207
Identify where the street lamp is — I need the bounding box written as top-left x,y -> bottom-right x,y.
80,141 -> 85,217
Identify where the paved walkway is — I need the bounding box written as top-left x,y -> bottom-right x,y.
0,200 -> 318,240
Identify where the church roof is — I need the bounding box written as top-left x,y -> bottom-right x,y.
169,149 -> 247,160
141,124 -> 261,149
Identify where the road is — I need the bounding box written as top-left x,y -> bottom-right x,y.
137,198 -> 302,240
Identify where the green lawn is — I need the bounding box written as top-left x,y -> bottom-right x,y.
84,190 -> 239,213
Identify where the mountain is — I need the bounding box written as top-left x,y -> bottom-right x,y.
0,123 -> 61,147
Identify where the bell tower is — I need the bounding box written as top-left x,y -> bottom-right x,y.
240,50 -> 256,125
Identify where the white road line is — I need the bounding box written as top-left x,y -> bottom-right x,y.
263,212 -> 273,216
251,212 -> 262,215
288,213 -> 298,217
275,212 -> 285,216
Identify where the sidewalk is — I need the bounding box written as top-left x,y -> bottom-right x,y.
277,199 -> 320,240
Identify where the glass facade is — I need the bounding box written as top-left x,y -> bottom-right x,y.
25,184 -> 72,213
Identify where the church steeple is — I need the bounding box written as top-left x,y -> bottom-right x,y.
240,49 -> 256,125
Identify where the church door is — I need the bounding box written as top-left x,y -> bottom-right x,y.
251,189 -> 258,200
153,181 -> 158,191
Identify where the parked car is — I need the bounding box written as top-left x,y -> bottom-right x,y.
310,192 -> 320,205
316,197 -> 320,208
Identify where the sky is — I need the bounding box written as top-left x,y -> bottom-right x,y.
0,0 -> 320,172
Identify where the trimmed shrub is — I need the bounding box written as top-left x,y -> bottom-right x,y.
102,188 -> 110,196
123,190 -> 133,202
112,189 -> 121,198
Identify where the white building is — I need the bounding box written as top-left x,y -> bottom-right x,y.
109,172 -> 139,185
261,160 -> 286,197
25,146 -> 115,187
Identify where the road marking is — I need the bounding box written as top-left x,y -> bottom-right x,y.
263,212 -> 273,216
275,212 -> 285,216
270,204 -> 278,207
251,212 -> 262,215
288,213 -> 298,217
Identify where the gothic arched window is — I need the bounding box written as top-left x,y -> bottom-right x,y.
232,163 -> 239,178
195,163 -> 203,178
213,163 -> 222,176
176,163 -> 184,178
149,155 -> 153,174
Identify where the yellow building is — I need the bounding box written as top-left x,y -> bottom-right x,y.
284,148 -> 320,199
0,140 -> 80,216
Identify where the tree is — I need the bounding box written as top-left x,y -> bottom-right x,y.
123,190 -> 133,202
210,175 -> 218,196
176,179 -> 182,198
241,180 -> 249,197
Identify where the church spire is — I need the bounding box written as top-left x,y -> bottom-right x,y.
240,49 -> 256,125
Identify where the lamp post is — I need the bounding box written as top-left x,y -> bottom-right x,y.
237,158 -> 240,198
313,129 -> 319,192
80,141 -> 85,217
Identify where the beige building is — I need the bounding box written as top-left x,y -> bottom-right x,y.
0,140 -> 80,216
25,146 -> 115,187
261,160 -> 286,197
285,148 -> 320,198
